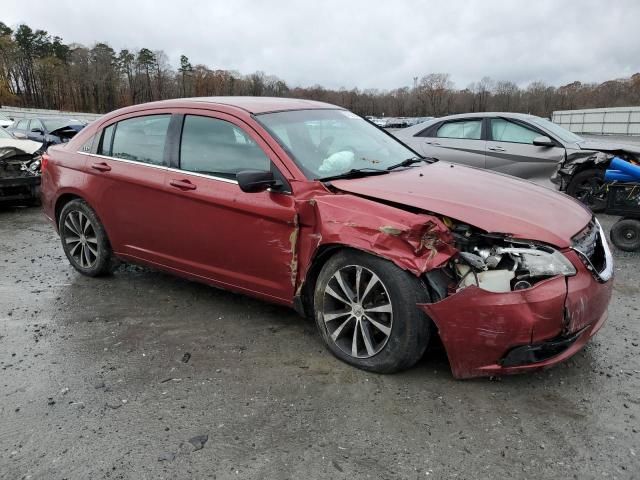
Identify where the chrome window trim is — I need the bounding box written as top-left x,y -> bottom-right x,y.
79,152 -> 239,185
166,166 -> 238,185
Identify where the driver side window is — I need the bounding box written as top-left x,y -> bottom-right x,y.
179,115 -> 271,179
490,118 -> 540,144
30,119 -> 44,132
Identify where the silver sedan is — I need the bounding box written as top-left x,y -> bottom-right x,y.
392,112 -> 640,210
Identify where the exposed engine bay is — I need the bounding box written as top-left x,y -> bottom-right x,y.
426,220 -> 578,297
0,145 -> 43,205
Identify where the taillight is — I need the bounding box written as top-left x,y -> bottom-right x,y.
41,152 -> 50,173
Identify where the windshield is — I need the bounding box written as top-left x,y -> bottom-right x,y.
42,118 -> 84,132
0,128 -> 13,139
257,109 -> 418,179
530,117 -> 583,144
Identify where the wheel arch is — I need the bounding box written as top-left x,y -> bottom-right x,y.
294,243 -> 351,318
294,242 -> 433,319
55,193 -> 85,227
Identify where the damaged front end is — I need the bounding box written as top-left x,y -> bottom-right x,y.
0,146 -> 43,205
418,218 -> 613,379
552,145 -> 640,190
294,177 -> 612,380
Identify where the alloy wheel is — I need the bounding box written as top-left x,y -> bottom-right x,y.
321,265 -> 393,358
63,210 -> 99,269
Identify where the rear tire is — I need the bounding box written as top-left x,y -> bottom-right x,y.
313,250 -> 431,373
566,168 -> 606,212
610,218 -> 640,252
59,199 -> 113,276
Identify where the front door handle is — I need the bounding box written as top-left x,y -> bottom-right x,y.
169,179 -> 197,191
91,162 -> 111,172
426,141 -> 441,146
487,146 -> 506,152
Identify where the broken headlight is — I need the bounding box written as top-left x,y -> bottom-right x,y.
495,246 -> 576,277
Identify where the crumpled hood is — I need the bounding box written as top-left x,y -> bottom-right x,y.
331,161 -> 592,248
578,139 -> 640,155
0,139 -> 44,158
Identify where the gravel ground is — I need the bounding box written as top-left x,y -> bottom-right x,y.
0,207 -> 639,480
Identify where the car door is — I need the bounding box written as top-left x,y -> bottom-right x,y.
27,118 -> 46,143
162,112 -> 297,303
415,118 -> 486,168
485,117 -> 565,186
83,113 -> 175,264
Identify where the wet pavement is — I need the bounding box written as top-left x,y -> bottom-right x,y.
1,207 -> 639,479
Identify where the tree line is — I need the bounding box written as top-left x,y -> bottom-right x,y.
1,22 -> 639,118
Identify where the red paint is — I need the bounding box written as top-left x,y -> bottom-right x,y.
332,161 -> 592,248
419,259 -> 613,379
41,97 -> 612,379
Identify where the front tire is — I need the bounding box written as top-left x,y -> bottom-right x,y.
59,199 -> 113,276
313,250 -> 431,373
566,168 -> 606,212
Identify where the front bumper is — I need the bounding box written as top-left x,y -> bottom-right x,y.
418,250 -> 613,379
0,175 -> 41,205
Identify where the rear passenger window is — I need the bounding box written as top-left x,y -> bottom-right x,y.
180,115 -> 270,179
437,120 -> 482,140
490,118 -> 540,144
98,124 -> 115,155
109,115 -> 170,165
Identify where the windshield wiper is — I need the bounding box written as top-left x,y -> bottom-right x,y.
318,168 -> 389,182
386,156 -> 429,171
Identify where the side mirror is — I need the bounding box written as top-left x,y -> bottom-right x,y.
237,170 -> 277,193
532,135 -> 555,147
13,131 -> 27,139
31,128 -> 44,135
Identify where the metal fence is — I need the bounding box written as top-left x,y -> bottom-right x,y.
0,106 -> 103,123
552,106 -> 640,136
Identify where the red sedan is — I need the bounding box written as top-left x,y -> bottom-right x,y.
40,97 -> 613,379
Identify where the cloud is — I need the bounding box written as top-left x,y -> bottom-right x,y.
3,0 -> 639,90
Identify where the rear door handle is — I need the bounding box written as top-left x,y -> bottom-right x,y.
487,146 -> 506,152
426,141 -> 441,146
91,162 -> 111,172
169,179 -> 197,191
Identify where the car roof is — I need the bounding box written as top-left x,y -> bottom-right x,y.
130,96 -> 342,115
437,112 -> 539,120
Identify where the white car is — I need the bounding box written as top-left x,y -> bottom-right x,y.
0,114 -> 14,128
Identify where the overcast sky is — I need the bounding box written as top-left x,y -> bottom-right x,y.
3,0 -> 640,90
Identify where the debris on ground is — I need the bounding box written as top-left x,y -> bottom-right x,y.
158,451 -> 176,462
188,434 -> 208,451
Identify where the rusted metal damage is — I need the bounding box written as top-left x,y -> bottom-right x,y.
289,214 -> 300,287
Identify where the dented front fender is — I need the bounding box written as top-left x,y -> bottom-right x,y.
294,191 -> 457,294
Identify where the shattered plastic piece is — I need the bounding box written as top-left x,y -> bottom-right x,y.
158,452 -> 176,462
188,434 -> 209,451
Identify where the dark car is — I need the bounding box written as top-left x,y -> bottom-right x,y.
40,97 -> 612,379
9,117 -> 86,148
